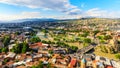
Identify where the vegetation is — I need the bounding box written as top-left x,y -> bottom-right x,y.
48,50 -> 53,54
100,45 -> 108,53
115,54 -> 120,60
31,61 -> 52,68
22,42 -> 29,53
11,42 -> 30,54
30,36 -> 41,43
1,47 -> 8,53
3,36 -> 11,47
3,59 -> 9,65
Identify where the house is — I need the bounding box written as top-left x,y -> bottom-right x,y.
92,60 -> 97,68
95,56 -> 100,61
16,65 -> 26,68
80,58 -> 87,68
5,52 -> 16,59
105,65 -> 113,68
104,58 -> 112,66
15,54 -> 26,61
111,60 -> 120,68
53,49 -> 66,54
26,61 -> 39,67
49,54 -> 59,64
68,58 -> 77,67
32,53 -> 42,59
10,40 -> 15,44
57,59 -> 67,65
43,61 -> 49,65
0,59 -> 3,66
96,61 -> 104,68
29,42 -> 44,52
13,58 -> 32,67
8,44 -> 16,50
5,61 -> 14,68
0,42 -> 4,48
83,54 -> 93,67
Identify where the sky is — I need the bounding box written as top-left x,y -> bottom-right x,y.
0,0 -> 120,21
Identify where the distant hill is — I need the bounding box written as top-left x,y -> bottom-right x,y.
11,18 -> 58,23
0,17 -> 120,23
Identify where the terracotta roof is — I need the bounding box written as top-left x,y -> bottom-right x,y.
29,42 -> 43,48
106,65 -> 113,68
35,42 -> 42,46
6,61 -> 14,66
69,58 -> 77,67
16,66 -> 26,68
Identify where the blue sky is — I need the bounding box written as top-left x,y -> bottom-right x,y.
0,0 -> 120,20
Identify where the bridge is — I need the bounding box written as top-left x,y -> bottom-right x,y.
76,45 -> 95,54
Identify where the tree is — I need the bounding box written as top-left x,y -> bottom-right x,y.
83,38 -> 91,43
37,61 -> 43,68
70,46 -> 78,52
31,66 -> 37,68
3,36 -> 11,47
11,42 -> 30,54
104,35 -> 112,40
115,54 -> 120,60
47,63 -> 52,68
48,50 -> 53,54
15,31 -> 21,35
97,35 -> 104,40
93,30 -> 100,36
1,47 -> 8,53
22,42 -> 29,53
108,46 -> 116,54
30,36 -> 41,43
100,45 -> 108,53
31,61 -> 53,68
3,59 -> 8,64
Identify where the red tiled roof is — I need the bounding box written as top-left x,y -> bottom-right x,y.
29,42 -> 43,48
106,65 -> 113,68
35,42 -> 42,46
70,58 -> 77,66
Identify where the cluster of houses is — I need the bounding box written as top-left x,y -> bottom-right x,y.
0,40 -> 120,68
0,26 -> 120,68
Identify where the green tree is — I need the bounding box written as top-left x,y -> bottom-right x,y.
11,42 -> 30,54
2,47 -> 8,53
93,30 -> 100,36
3,59 -> 8,64
31,66 -> 37,68
37,61 -> 43,68
22,42 -> 29,53
48,50 -> 53,54
47,63 -> 52,68
115,54 -> 120,60
15,31 -> 21,35
100,45 -> 108,53
70,46 -> 78,52
83,38 -> 91,43
3,36 -> 11,47
104,35 -> 112,40
30,36 -> 41,43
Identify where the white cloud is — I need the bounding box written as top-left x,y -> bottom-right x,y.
84,8 -> 120,18
85,8 -> 107,17
0,0 -> 81,15
65,8 -> 82,15
21,12 -> 40,17
0,0 -> 120,20
0,12 -> 41,21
